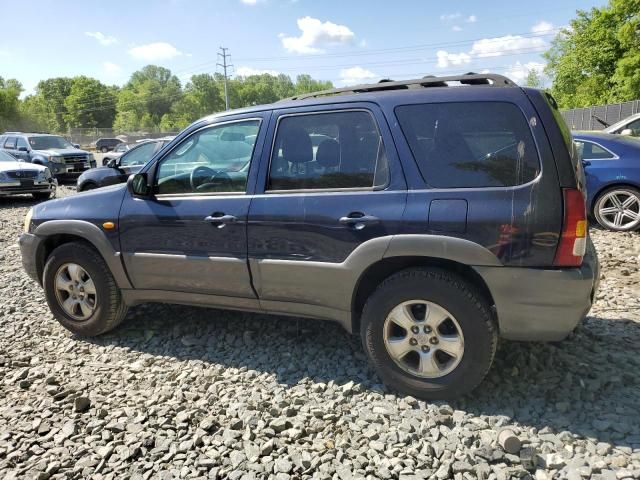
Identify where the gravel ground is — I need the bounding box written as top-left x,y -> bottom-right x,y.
1,186 -> 639,480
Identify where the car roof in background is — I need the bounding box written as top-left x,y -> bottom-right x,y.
573,131 -> 640,148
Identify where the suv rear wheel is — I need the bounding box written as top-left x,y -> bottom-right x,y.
593,186 -> 640,231
361,268 -> 496,399
43,242 -> 128,336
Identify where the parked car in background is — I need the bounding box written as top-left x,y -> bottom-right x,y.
573,132 -> 640,231
94,137 -> 123,153
19,74 -> 600,399
102,142 -> 131,166
0,133 -> 95,179
603,113 -> 640,137
77,137 -> 173,191
0,150 -> 57,200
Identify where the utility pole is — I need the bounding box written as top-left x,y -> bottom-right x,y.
217,47 -> 233,110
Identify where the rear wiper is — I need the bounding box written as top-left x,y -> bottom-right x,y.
591,114 -> 610,128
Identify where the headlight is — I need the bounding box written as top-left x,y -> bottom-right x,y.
48,155 -> 63,163
37,169 -> 51,181
24,208 -> 33,233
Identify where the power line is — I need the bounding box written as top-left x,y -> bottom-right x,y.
217,47 -> 233,110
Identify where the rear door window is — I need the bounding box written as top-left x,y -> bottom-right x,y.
395,102 -> 540,188
268,110 -> 389,191
575,141 -> 615,160
4,137 -> 17,149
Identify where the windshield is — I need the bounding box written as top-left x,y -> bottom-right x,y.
28,135 -> 74,150
0,150 -> 16,162
604,114 -> 640,133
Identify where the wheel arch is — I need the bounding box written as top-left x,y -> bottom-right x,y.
34,220 -> 132,289
351,255 -> 496,335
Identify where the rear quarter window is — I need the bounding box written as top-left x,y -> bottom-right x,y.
395,102 -> 540,188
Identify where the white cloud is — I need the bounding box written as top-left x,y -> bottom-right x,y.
452,25 -> 463,32
236,66 -> 279,77
338,66 -> 377,86
281,16 -> 356,54
505,61 -> 547,84
128,42 -> 183,61
531,20 -> 554,33
85,31 -> 118,46
466,15 -> 477,23
240,0 -> 263,4
440,13 -> 461,21
102,62 -> 122,75
470,35 -> 546,58
436,50 -> 472,68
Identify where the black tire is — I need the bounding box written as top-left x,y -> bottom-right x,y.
32,192 -> 51,201
102,158 -> 110,166
42,242 -> 128,336
360,267 -> 497,400
100,146 -> 109,153
593,186 -> 640,231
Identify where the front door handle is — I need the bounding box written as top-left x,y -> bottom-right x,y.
204,214 -> 237,228
339,213 -> 380,230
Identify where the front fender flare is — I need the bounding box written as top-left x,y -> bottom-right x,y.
34,220 -> 132,289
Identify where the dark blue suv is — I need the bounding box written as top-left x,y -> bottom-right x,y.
18,74 -> 600,399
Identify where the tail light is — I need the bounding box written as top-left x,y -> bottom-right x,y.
554,188 -> 587,267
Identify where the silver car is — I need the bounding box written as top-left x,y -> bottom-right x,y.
0,150 -> 57,200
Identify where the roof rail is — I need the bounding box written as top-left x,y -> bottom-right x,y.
282,73 -> 516,102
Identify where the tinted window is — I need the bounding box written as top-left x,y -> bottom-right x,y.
16,137 -> 29,150
156,119 -> 260,195
28,136 -> 73,150
119,142 -> 157,167
576,141 -> 615,160
4,137 -> 17,149
268,110 -> 389,191
625,119 -> 640,136
396,102 -> 540,188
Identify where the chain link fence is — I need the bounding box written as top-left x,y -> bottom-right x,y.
68,128 -> 179,149
561,100 -> 640,131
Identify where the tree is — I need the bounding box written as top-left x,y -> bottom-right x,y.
525,69 -> 543,88
544,0 -> 640,108
64,77 -> 117,128
113,65 -> 182,132
25,77 -> 75,132
0,77 -> 23,131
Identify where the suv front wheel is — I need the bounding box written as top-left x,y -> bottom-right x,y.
361,268 -> 497,400
43,242 -> 128,336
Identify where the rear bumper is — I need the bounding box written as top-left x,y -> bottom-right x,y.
475,238 -> 600,341
18,233 -> 43,284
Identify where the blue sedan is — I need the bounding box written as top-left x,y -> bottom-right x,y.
573,132 -> 640,231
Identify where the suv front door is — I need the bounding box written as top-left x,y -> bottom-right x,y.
119,114 -> 268,300
247,104 -> 407,318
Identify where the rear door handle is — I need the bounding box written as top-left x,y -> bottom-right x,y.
339,213 -> 380,229
204,214 -> 237,228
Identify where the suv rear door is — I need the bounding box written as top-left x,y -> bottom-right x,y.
118,113 -> 269,300
247,103 -> 407,317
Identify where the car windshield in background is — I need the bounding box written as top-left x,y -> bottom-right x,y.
0,150 -> 16,162
28,136 -> 73,150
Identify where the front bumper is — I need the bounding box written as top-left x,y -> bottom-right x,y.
19,233 -> 43,284
49,162 -> 92,177
475,237 -> 600,341
0,179 -> 57,195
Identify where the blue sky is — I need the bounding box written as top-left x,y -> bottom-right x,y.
0,0 -> 606,96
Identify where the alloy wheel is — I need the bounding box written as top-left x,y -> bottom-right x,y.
54,263 -> 97,321
383,300 -> 464,378
597,189 -> 640,231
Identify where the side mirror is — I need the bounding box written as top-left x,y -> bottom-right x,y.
620,128 -> 633,136
17,146 -> 28,152
127,173 -> 151,197
107,158 -> 117,168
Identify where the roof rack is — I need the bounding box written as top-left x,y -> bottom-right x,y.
283,73 -> 516,102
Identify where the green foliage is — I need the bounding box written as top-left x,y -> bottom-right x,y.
64,76 -> 117,128
0,77 -> 23,131
525,69 -> 543,88
545,0 -> 640,108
